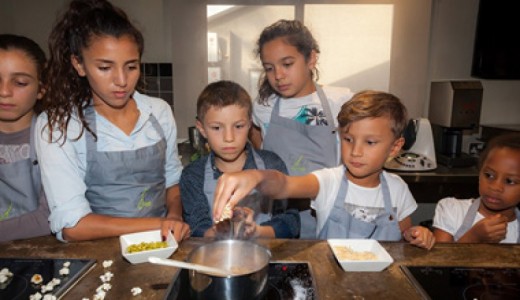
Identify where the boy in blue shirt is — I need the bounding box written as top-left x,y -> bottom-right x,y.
180,80 -> 300,238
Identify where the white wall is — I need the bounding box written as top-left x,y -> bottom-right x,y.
1,0 -> 518,139
428,0 -> 520,126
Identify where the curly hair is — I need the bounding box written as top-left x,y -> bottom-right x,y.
255,19 -> 320,105
43,0 -> 144,143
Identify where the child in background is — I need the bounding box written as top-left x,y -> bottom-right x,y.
180,80 -> 300,238
433,133 -> 520,243
250,19 -> 354,238
35,0 -> 189,242
214,90 -> 435,249
0,34 -> 51,242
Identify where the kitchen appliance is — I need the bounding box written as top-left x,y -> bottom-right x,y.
384,118 -> 437,172
401,265 -> 520,300
164,261 -> 317,300
0,258 -> 96,299
429,81 -> 483,168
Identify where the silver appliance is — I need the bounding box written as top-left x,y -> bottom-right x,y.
429,81 -> 483,168
385,118 -> 437,172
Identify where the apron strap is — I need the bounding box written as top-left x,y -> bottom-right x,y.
29,116 -> 41,193
314,84 -> 336,131
454,198 -> 480,241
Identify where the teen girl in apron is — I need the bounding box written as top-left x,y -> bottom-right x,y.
83,107 -> 167,217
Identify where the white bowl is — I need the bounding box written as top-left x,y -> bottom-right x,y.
120,230 -> 178,264
327,239 -> 393,272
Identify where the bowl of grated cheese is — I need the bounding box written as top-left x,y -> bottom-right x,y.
327,239 -> 393,272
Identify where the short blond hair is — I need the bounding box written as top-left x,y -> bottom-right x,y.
338,90 -> 408,138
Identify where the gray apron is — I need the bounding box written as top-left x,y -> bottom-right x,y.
204,149 -> 271,224
263,84 -> 338,239
84,107 -> 167,217
318,168 -> 402,241
0,117 -> 44,220
454,198 -> 520,242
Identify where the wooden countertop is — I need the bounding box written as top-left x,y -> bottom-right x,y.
1,236 -> 519,299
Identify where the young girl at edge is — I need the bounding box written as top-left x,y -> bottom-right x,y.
250,19 -> 354,238
35,0 -> 189,242
433,133 -> 520,243
0,34 -> 51,242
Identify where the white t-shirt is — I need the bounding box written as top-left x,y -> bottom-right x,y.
433,198 -> 518,243
310,166 -> 417,234
252,85 -> 353,134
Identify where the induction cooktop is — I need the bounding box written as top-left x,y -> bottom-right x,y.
401,265 -> 520,300
164,261 -> 317,300
0,257 -> 96,300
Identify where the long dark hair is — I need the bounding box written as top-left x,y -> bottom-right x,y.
0,34 -> 46,114
255,19 -> 320,105
43,0 -> 144,143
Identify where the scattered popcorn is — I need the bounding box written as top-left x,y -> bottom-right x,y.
29,292 -> 43,300
43,294 -> 57,300
31,274 -> 44,285
93,290 -> 106,300
59,267 -> 70,276
131,287 -> 142,296
96,283 -> 112,293
84,262 -> 116,300
41,284 -> 53,293
0,268 -> 13,284
102,260 -> 113,268
82,298 -> 90,300
50,278 -> 61,286
99,271 -> 114,283
63,261 -> 71,268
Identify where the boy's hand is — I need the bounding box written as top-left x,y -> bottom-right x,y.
468,214 -> 508,243
403,226 -> 435,250
213,170 -> 261,222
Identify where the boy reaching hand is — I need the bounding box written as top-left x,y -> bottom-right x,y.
213,90 -> 435,249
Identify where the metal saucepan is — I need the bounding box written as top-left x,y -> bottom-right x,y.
186,240 -> 271,300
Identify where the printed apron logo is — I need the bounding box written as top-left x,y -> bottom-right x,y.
290,155 -> 306,173
0,201 -> 13,221
137,188 -> 152,210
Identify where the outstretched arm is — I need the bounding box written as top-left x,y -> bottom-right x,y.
212,170 -> 319,222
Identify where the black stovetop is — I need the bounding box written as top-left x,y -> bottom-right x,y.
164,261 -> 317,300
401,266 -> 520,300
0,257 -> 96,300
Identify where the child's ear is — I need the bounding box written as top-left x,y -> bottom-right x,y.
71,55 -> 86,77
195,119 -> 207,139
36,83 -> 45,100
389,137 -> 405,158
307,50 -> 318,70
